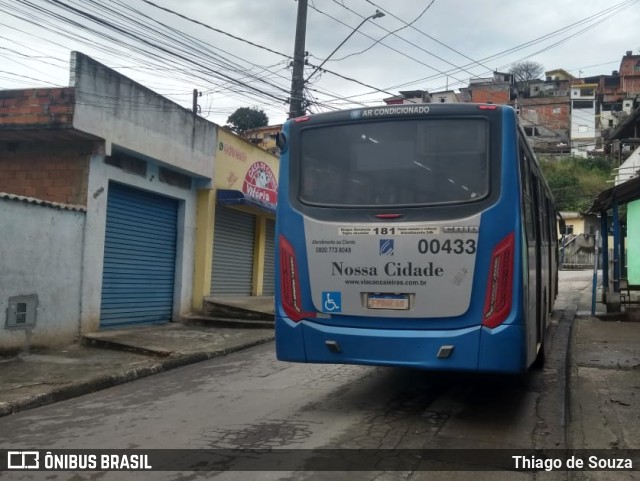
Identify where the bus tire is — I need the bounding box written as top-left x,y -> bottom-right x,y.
532,297 -> 547,369
531,341 -> 545,369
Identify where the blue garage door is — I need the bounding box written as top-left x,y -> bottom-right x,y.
100,182 -> 178,328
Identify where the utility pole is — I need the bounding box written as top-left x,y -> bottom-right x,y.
191,88 -> 199,145
289,0 -> 308,119
192,89 -> 199,121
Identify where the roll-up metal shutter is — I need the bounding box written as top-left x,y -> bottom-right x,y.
211,206 -> 255,296
263,218 -> 276,295
100,182 -> 178,328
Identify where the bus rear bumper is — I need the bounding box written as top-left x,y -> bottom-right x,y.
478,323 -> 527,373
276,317 -> 527,373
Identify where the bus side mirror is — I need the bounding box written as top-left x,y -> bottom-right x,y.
275,132 -> 287,151
557,213 -> 566,236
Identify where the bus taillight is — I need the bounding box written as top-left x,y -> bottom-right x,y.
482,232 -> 515,329
279,235 -> 314,322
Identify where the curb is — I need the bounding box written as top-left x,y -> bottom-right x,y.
0,337 -> 274,418
183,316 -> 275,330
564,313 -> 577,449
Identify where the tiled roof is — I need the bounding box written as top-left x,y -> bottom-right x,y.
0,192 -> 86,212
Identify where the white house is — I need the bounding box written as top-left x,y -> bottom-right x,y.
570,83 -> 598,157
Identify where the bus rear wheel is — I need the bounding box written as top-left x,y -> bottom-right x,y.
531,341 -> 545,369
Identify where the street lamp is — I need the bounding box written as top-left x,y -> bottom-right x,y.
305,10 -> 385,83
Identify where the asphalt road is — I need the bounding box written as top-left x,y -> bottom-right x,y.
0,296 -> 576,481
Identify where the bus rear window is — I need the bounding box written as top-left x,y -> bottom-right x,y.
298,118 -> 490,207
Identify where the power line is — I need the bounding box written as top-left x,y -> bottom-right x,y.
2,0 -> 292,108
2,0 -> 291,109
2,0 -> 637,123
363,0 -> 493,73
0,69 -> 63,86
137,0 -> 292,61
329,0 -> 638,102
330,0 -> 436,63
308,1 -> 470,86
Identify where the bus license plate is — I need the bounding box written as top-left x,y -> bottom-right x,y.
367,294 -> 409,310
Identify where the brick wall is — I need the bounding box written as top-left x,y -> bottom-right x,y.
622,76 -> 640,95
470,85 -> 511,104
519,97 -> 570,132
619,56 -> 640,76
0,88 -> 75,127
0,142 -> 90,205
618,55 -> 640,95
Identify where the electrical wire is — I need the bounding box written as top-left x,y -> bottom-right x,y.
332,0 -> 639,102
1,0 -> 638,121
0,0 -> 295,119
308,1 -> 470,86
362,0 -> 493,73
330,0 -> 436,62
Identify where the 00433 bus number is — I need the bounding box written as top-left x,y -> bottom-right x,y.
418,238 -> 476,255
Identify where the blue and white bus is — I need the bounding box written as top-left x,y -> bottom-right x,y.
275,103 -> 558,374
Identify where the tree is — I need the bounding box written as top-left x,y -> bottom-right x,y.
510,60 -> 544,83
226,107 -> 269,133
539,156 -> 612,212
510,60 -> 544,95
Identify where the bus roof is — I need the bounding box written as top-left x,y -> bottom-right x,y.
289,103 -> 514,125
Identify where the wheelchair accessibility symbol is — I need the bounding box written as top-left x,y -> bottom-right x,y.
322,291 -> 342,313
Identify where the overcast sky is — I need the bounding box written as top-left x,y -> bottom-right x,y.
1,0 -> 639,126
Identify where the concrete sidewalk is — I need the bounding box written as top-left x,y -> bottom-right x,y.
568,316 -> 640,451
0,322 -> 274,417
558,269 -> 640,453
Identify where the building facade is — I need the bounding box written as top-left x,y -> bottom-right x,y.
242,124 -> 282,156
518,97 -> 571,153
570,83 -> 598,157
192,128 -> 279,311
0,52 -> 217,351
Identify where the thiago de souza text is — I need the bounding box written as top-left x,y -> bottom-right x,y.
513,455 -> 633,471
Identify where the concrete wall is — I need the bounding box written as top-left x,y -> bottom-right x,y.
627,200 -> 640,285
430,91 -> 458,103
70,51 -> 216,178
571,108 -> 596,142
0,197 -> 85,353
615,147 -> 640,185
570,86 -> 597,156
81,155 -> 197,331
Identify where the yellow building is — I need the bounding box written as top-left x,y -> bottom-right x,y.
192,127 -> 279,310
242,124 -> 282,156
558,211 -> 598,237
556,212 -> 599,269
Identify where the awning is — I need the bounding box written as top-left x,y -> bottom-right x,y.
587,175 -> 640,213
605,104 -> 640,143
216,189 -> 276,214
